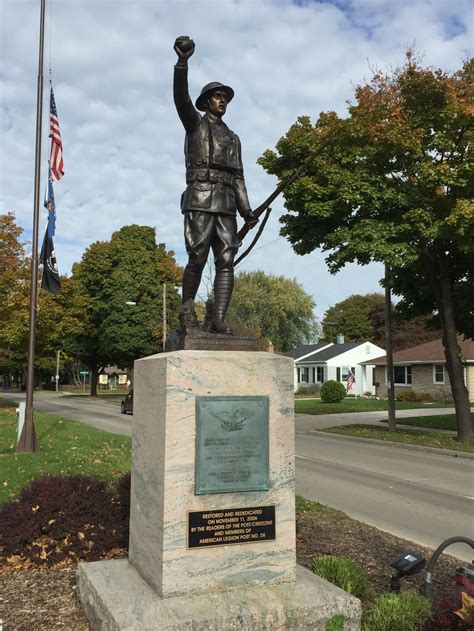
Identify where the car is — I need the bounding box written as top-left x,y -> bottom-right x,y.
120,390 -> 133,415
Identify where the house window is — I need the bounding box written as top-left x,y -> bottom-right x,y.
300,367 -> 309,382
394,366 -> 412,385
316,366 -> 325,383
433,364 -> 445,384
341,367 -> 356,382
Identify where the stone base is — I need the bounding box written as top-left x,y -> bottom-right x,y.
165,327 -> 260,351
77,560 -> 361,630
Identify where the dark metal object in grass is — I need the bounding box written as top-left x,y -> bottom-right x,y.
389,551 -> 426,592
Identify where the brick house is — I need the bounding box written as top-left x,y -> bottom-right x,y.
365,337 -> 474,402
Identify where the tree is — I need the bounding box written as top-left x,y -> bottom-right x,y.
368,300 -> 441,351
35,276 -> 88,380
321,293 -> 385,342
259,53 -> 473,441
0,212 -> 30,385
69,225 -> 182,395
227,270 -> 318,352
322,292 -> 441,349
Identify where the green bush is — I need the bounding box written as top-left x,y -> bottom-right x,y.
320,380 -> 347,403
396,389 -> 435,402
311,555 -> 370,598
362,592 -> 432,631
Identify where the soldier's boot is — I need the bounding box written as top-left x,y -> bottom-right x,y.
202,299 -> 215,332
182,267 -> 202,303
212,270 -> 234,335
179,267 -> 202,329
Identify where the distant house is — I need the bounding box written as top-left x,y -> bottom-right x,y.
364,337 -> 474,402
284,339 -> 386,395
99,366 -> 129,389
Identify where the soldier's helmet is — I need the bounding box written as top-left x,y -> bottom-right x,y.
195,82 -> 234,111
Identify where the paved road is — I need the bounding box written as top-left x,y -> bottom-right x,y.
3,392 -> 473,560
1,391 -> 133,437
296,432 -> 474,561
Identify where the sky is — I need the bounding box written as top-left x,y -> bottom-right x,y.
1,0 -> 472,322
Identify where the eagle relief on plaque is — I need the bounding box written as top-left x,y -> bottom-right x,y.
195,396 -> 269,495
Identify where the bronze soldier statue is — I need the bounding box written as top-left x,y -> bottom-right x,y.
173,36 -> 258,335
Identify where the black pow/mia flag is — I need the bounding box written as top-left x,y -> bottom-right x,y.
40,228 -> 60,294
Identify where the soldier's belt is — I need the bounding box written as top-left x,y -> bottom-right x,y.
186,168 -> 236,186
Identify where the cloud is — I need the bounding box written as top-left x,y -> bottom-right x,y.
1,0 -> 471,320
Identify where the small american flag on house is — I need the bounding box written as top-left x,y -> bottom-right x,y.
346,369 -> 355,391
49,85 -> 64,182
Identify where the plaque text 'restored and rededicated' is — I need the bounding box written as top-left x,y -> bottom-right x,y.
188,505 -> 276,548
195,395 -> 269,495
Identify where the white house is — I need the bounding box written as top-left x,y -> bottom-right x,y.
285,340 -> 386,395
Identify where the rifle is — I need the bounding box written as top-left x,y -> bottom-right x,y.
234,136 -> 331,267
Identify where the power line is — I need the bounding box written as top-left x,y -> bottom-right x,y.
235,236 -> 285,268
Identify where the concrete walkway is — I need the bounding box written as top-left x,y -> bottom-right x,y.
295,407 -> 469,434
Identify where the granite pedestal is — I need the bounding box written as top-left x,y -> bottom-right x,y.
77,351 -> 361,629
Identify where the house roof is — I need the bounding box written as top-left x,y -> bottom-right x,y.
297,342 -> 363,364
103,366 -> 128,375
283,342 -> 329,360
362,336 -> 474,365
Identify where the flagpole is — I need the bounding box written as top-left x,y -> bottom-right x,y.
18,0 -> 46,453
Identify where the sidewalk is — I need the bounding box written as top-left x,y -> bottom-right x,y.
295,407 -> 461,434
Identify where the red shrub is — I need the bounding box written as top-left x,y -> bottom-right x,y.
0,475 -> 130,567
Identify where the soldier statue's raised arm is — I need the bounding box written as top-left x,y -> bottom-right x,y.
173,36 -> 258,335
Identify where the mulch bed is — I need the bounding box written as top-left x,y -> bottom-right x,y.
0,509 -> 463,630
297,509 -> 461,608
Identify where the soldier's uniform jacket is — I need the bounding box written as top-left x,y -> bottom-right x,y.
174,64 -> 251,216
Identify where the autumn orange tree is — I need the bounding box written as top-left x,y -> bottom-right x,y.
259,53 -> 473,441
0,212 -> 30,385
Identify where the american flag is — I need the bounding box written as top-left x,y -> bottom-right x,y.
49,85 -> 64,182
346,369 -> 355,391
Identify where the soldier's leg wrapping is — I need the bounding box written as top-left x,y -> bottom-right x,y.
182,212 -> 216,302
211,215 -> 239,332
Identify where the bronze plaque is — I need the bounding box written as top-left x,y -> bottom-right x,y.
188,505 -> 275,548
195,395 -> 269,495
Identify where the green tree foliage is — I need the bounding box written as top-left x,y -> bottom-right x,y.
259,53 -> 473,441
323,293 -> 441,349
227,270 -> 318,352
322,293 -> 385,342
69,225 -> 182,394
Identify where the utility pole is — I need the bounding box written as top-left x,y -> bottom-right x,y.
163,283 -> 167,350
385,263 -> 396,432
55,350 -> 60,392
17,0 -> 46,453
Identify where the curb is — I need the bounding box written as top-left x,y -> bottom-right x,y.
308,430 -> 474,460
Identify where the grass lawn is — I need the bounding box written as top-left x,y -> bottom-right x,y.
322,424 -> 474,452
381,413 -> 473,431
295,397 -> 453,415
0,403 -> 131,503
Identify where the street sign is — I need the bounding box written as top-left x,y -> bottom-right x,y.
80,370 -> 89,376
